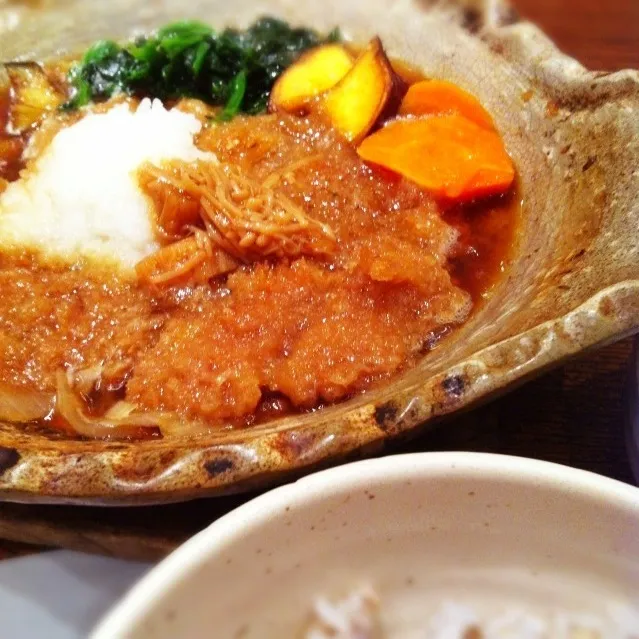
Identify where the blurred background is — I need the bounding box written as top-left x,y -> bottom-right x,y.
515,0 -> 639,69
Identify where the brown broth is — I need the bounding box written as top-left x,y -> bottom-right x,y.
446,188 -> 520,303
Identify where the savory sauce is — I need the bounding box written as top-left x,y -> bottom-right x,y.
446,189 -> 519,303
0,31 -> 519,439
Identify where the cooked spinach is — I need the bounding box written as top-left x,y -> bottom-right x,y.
63,17 -> 340,117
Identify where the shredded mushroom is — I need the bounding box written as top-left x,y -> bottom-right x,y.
139,159 -> 337,264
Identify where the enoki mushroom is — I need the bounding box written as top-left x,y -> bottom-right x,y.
137,158 -> 337,284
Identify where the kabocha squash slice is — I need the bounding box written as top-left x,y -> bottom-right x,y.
321,38 -> 406,143
269,44 -> 354,113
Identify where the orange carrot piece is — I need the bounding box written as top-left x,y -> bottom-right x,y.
399,80 -> 495,130
357,114 -> 515,201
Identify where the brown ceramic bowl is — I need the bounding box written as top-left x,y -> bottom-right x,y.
1,0 -> 639,505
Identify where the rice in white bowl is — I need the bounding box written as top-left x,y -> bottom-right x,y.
0,98 -> 213,271
305,587 -> 382,639
303,588 -> 639,639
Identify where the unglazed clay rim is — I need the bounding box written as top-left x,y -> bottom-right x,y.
0,0 -> 638,503
90,452 -> 639,638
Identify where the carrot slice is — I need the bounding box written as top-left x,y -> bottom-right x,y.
399,80 -> 495,130
357,114 -> 515,201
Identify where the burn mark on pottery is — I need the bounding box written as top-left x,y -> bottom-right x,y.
460,7 -> 482,33
374,402 -> 398,429
204,458 -> 234,477
420,325 -> 452,354
0,447 -> 20,475
442,374 -> 466,398
0,446 -> 20,475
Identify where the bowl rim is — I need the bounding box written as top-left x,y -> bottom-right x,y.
90,451 -> 639,639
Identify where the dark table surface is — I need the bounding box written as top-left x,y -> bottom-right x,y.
0,0 -> 637,560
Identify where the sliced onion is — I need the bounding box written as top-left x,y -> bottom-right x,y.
55,371 -> 208,439
72,364 -> 104,396
103,401 -> 138,420
0,384 -> 55,422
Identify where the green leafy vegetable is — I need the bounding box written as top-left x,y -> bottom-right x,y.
217,70 -> 247,121
191,41 -> 211,76
157,20 -> 214,58
63,17 -> 341,117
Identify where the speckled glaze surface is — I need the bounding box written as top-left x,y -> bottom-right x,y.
0,0 -> 638,504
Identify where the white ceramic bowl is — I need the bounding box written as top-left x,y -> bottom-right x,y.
92,453 -> 639,638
